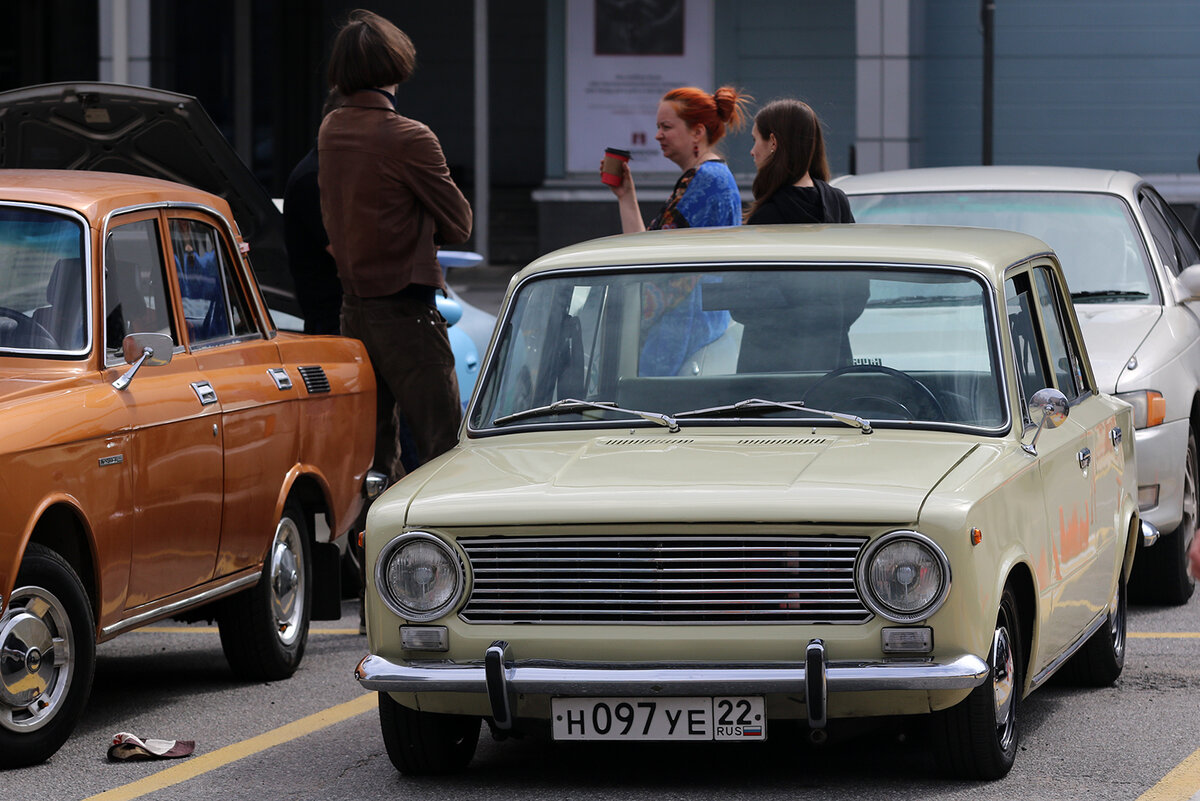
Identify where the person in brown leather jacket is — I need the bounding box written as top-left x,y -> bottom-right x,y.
318,9 -> 472,484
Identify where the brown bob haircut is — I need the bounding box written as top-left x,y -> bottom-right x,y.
327,9 -> 417,95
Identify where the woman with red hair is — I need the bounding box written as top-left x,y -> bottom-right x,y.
607,85 -> 750,232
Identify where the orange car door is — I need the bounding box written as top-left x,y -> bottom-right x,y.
104,213 -> 222,608
167,215 -> 299,577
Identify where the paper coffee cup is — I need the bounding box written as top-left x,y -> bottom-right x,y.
601,147 -> 631,186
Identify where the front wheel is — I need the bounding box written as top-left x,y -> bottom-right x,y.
218,501 -> 311,680
932,585 -> 1022,780
378,692 -> 480,775
0,544 -> 96,768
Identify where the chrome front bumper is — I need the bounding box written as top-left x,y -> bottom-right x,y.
355,639 -> 990,732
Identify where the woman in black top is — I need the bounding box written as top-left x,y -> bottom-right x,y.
745,99 -> 854,224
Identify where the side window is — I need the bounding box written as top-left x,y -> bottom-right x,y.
168,217 -> 256,344
1005,273 -> 1051,411
1033,266 -> 1087,401
104,218 -> 175,359
1140,193 -> 1183,275
1148,188 -> 1200,269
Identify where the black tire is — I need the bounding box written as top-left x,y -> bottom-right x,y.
1058,570 -> 1127,686
932,585 -> 1022,780
378,692 -> 480,775
0,544 -> 96,768
218,501 -> 311,680
1130,428 -> 1197,605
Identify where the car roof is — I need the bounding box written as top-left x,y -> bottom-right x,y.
1,168 -> 236,223
833,165 -> 1146,196
518,224 -> 1055,286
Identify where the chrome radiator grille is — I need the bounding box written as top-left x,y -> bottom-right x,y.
458,535 -> 871,624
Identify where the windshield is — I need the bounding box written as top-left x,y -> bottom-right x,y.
0,207 -> 87,354
469,265 -> 1005,432
849,191 -> 1155,303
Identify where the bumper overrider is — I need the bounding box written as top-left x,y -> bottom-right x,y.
355,639 -> 989,732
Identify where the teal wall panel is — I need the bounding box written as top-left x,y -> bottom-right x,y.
922,0 -> 1200,173
714,0 -> 856,176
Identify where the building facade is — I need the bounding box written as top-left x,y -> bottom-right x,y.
3,0 -> 1198,264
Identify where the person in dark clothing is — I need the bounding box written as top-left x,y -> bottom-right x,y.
745,99 -> 854,225
283,90 -> 343,335
740,99 -> 862,373
319,9 -> 471,484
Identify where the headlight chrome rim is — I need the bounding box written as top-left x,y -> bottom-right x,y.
375,532 -> 464,622
856,530 -> 951,623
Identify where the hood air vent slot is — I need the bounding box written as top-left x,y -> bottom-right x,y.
297,365 -> 331,394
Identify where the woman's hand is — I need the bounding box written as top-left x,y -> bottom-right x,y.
601,161 -> 636,199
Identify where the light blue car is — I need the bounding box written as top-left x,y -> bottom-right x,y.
435,250 -> 497,408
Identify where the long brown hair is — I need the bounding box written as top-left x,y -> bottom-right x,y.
661,86 -> 751,148
746,99 -> 830,220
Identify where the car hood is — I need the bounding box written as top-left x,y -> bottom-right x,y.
1074,304 -> 1160,392
0,81 -> 295,315
387,433 -> 978,527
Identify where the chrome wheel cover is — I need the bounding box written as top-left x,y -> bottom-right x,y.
269,516 -> 306,647
991,624 -> 1016,750
0,586 -> 74,733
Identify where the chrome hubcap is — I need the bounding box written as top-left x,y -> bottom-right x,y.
0,587 -> 73,733
992,625 -> 1016,749
269,516 -> 305,646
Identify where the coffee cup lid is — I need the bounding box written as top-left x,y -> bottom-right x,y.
604,147 -> 631,158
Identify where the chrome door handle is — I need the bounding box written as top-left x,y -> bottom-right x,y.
191,381 -> 218,406
1078,448 -> 1092,470
1110,427 -> 1122,448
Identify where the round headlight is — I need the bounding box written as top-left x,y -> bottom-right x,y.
858,531 -> 950,623
376,533 -> 463,621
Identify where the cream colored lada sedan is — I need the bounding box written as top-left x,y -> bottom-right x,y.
355,224 -> 1139,780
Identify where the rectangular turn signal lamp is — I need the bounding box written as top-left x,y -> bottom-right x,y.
881,627 -> 933,654
400,626 -> 449,651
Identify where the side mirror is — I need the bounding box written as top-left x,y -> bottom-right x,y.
1022,387 -> 1069,455
113,332 -> 174,391
1179,264 -> 1200,302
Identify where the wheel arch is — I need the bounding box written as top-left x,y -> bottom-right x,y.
27,501 -> 99,624
277,466 -> 334,547
1003,560 -> 1037,697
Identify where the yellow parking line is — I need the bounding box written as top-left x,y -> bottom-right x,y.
1136,747 -> 1200,800
1129,632 -> 1200,639
82,692 -> 376,801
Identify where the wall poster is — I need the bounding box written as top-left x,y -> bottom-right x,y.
566,0 -> 714,175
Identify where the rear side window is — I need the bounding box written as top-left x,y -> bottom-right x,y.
169,217 -> 257,344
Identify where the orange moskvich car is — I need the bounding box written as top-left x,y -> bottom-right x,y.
0,169 -> 376,767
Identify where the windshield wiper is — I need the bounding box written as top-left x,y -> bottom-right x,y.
493,398 -> 680,432
674,398 -> 872,434
1070,289 -> 1150,302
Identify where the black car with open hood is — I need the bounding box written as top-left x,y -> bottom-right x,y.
0,81 -> 296,316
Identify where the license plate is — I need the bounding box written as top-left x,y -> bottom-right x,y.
551,696 -> 766,741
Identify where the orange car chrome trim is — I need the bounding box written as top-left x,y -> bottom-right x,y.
100,570 -> 259,638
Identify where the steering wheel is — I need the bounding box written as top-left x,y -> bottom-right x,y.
0,306 -> 57,349
801,364 -> 946,422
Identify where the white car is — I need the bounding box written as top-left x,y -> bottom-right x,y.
836,166 -> 1200,603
